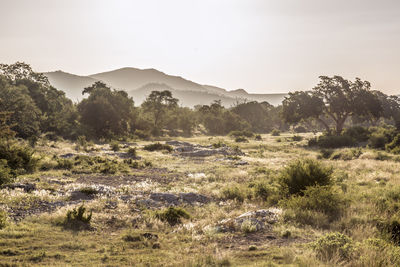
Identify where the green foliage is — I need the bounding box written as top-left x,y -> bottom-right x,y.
220,184 -> 249,202
282,186 -> 346,227
368,126 -> 397,149
62,205 -> 92,230
0,141 -> 38,179
78,82 -> 136,139
229,130 -> 254,138
294,125 -> 307,133
143,142 -> 173,152
254,134 -> 262,141
271,129 -> 280,136
291,135 -> 303,141
212,140 -> 225,148
127,147 -> 137,158
110,141 -> 120,152
155,207 -> 190,226
133,129 -> 151,140
279,158 -> 332,196
0,210 -> 7,229
313,232 -> 354,262
386,133 -> 400,154
318,149 -> 334,159
0,159 -> 13,185
308,135 -> 356,148
343,126 -> 370,142
55,158 -> 73,170
330,148 -> 362,160
234,136 -> 248,143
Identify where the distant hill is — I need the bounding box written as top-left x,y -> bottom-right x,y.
44,67 -> 287,106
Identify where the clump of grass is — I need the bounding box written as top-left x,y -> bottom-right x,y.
62,205 -> 92,230
271,129 -> 281,136
313,232 -> 354,262
212,141 -> 225,148
229,130 -> 254,138
234,136 -> 248,143
155,207 -> 190,226
279,158 -> 332,196
241,219 -> 258,233
143,142 -> 173,152
292,135 -> 303,142
127,147 -> 137,158
56,158 -> 74,170
0,210 -> 7,229
255,134 -> 262,141
110,141 -> 120,152
220,184 -> 248,202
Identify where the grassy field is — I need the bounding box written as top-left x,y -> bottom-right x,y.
1,132 -> 400,266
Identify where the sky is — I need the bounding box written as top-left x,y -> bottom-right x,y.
1,0 -> 400,94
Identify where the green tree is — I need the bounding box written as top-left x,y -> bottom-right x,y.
282,76 -> 382,135
78,82 -> 136,139
141,90 -> 178,136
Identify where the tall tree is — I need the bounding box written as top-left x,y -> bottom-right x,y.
141,90 -> 178,136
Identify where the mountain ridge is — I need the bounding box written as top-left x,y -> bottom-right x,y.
44,68 -> 287,107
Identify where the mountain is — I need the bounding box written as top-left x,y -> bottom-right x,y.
44,67 -> 287,106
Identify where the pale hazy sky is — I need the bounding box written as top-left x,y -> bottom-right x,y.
1,0 -> 400,94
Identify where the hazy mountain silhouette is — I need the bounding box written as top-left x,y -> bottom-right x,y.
45,67 -> 287,106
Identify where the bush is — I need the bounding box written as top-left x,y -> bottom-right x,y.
62,205 -> 92,230
271,129 -> 280,136
291,135 -> 303,142
319,149 -> 334,159
308,135 -> 356,148
127,147 -> 137,158
386,133 -> 400,154
155,207 -> 190,226
279,158 -> 332,196
0,159 -> 13,185
56,158 -> 73,170
330,148 -> 362,161
133,129 -> 151,140
282,186 -> 346,225
235,136 -> 248,143
221,184 -> 247,202
343,126 -> 370,142
0,141 -> 38,179
110,141 -> 120,152
212,141 -> 225,148
379,217 -> 400,245
313,232 -> 354,262
254,134 -> 262,141
229,130 -> 254,138
0,210 -> 7,229
143,143 -> 173,152
368,126 -> 397,149
294,125 -> 307,133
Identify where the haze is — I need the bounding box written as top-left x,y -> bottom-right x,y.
1,0 -> 399,94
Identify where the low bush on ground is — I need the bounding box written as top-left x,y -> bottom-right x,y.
282,186 -> 346,227
229,130 -> 254,138
234,136 -> 248,143
291,135 -> 303,142
279,158 -> 333,196
271,129 -> 280,136
155,207 -> 190,226
386,133 -> 400,154
62,205 -> 92,230
313,232 -> 354,262
308,135 -> 356,148
127,147 -> 137,158
110,141 -> 120,152
368,126 -> 397,149
294,125 -> 307,133
220,184 -> 248,202
143,142 -> 173,152
330,148 -> 362,160
343,126 -> 370,143
254,134 -> 262,141
0,210 -> 7,229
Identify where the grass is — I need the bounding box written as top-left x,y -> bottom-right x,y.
2,132 -> 400,265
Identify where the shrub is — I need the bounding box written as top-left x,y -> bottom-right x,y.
155,207 -> 190,226
319,149 -> 334,159
235,136 -> 248,143
330,148 -> 362,161
308,135 -> 356,148
279,158 -> 332,195
56,158 -> 73,170
100,161 -> 118,174
0,141 -> 38,177
133,129 -> 151,140
282,186 -> 346,225
110,141 -> 120,152
379,217 -> 400,245
143,143 -> 173,152
212,141 -> 225,148
271,129 -> 280,136
294,125 -> 307,133
241,219 -> 258,233
0,159 -> 13,185
343,126 -> 370,142
368,126 -> 397,149
229,130 -> 254,138
0,210 -> 7,229
62,205 -> 92,230
127,147 -> 137,158
254,134 -> 262,141
386,133 -> 400,154
221,184 -> 247,202
291,135 -> 303,142
313,232 -> 354,262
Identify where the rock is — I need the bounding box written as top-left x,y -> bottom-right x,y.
1,183 -> 36,193
216,208 -> 281,232
234,160 -> 248,166
69,191 -> 95,201
167,140 -> 243,157
179,192 -> 210,204
150,193 -> 180,204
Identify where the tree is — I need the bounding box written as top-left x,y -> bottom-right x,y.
232,101 -> 279,132
141,90 -> 178,136
0,112 -> 16,139
282,76 -> 383,135
78,82 -> 136,139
